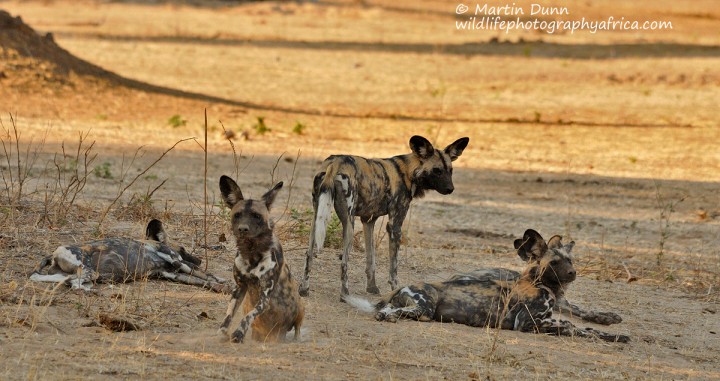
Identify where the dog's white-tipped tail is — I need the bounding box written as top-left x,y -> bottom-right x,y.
314,191 -> 333,252
343,295 -> 377,314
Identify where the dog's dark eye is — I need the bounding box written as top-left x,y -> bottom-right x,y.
233,212 -> 240,219
251,212 -> 262,220
550,259 -> 558,265
432,168 -> 442,175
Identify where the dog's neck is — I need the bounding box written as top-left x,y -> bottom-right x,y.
521,263 -> 569,299
393,153 -> 427,199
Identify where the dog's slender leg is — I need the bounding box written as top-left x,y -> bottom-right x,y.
160,271 -> 228,293
300,173 -> 324,297
533,317 -> 630,343
231,279 -> 274,343
333,178 -> 354,298
218,284 -> 247,335
29,255 -> 55,277
555,297 -> 622,325
300,214 -> 316,297
363,218 -> 380,294
386,207 -> 407,291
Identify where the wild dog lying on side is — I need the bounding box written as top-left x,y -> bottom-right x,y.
345,229 -> 629,343
300,135 -> 470,297
29,220 -> 227,292
217,176 -> 304,343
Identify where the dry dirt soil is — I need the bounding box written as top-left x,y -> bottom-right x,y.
1,0 -> 719,380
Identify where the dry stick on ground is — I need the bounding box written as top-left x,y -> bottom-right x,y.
47,131 -> 96,226
622,261 -> 638,283
219,120 -> 242,180
0,113 -> 46,206
269,151 -> 285,185
203,109 -> 208,272
278,149 -> 301,223
97,137 -> 194,227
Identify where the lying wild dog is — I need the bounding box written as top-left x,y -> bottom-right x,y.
29,220 -> 228,292
345,229 -> 629,343
300,135 -> 470,297
217,176 -> 304,343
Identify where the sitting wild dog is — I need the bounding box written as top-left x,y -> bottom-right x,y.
29,219 -> 228,292
345,229 -> 629,343
300,135 -> 470,298
217,176 -> 304,343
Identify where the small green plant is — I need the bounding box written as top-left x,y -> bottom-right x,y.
253,117 -> 271,135
654,184 -> 686,266
533,111 -> 542,123
144,174 -> 158,181
167,114 -> 187,128
292,121 -> 306,135
215,200 -> 230,220
429,85 -> 447,98
93,161 -> 113,179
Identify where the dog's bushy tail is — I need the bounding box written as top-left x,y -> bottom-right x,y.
312,165 -> 340,253
343,295 -> 384,314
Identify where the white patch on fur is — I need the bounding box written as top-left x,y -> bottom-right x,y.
378,305 -> 418,318
452,276 -> 474,282
153,250 -> 176,264
29,273 -> 71,283
70,278 -> 92,291
250,251 -> 277,278
160,271 -> 178,280
400,287 -> 426,303
235,257 -> 252,276
235,241 -> 278,279
335,174 -> 355,215
344,295 -> 376,313
54,246 -> 82,269
314,191 -> 333,251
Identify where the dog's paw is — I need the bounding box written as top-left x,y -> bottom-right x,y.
299,287 -> 310,297
231,330 -> 246,343
584,311 -> 622,325
366,285 -> 380,294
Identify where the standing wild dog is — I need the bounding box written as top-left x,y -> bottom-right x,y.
29,219 -> 227,292
345,229 -> 629,343
217,176 -> 304,343
300,135 -> 470,297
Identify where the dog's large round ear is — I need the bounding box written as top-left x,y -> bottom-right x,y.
547,235 -> 563,250
514,238 -> 530,261
444,137 -> 469,161
219,175 -> 244,208
514,229 -> 547,261
563,241 -> 576,254
262,181 -> 284,210
409,135 -> 435,159
146,219 -> 167,243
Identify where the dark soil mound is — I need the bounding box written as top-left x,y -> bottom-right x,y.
0,9 -> 111,88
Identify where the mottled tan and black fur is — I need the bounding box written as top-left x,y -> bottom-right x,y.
300,135 -> 469,297
217,176 -> 304,343
29,220 -> 227,292
345,229 -> 629,343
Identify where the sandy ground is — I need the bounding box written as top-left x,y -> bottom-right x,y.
1,0 -> 719,380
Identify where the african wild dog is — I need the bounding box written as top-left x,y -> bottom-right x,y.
345,229 -> 629,343
300,135 -> 470,297
217,176 -> 304,343
29,219 -> 228,292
